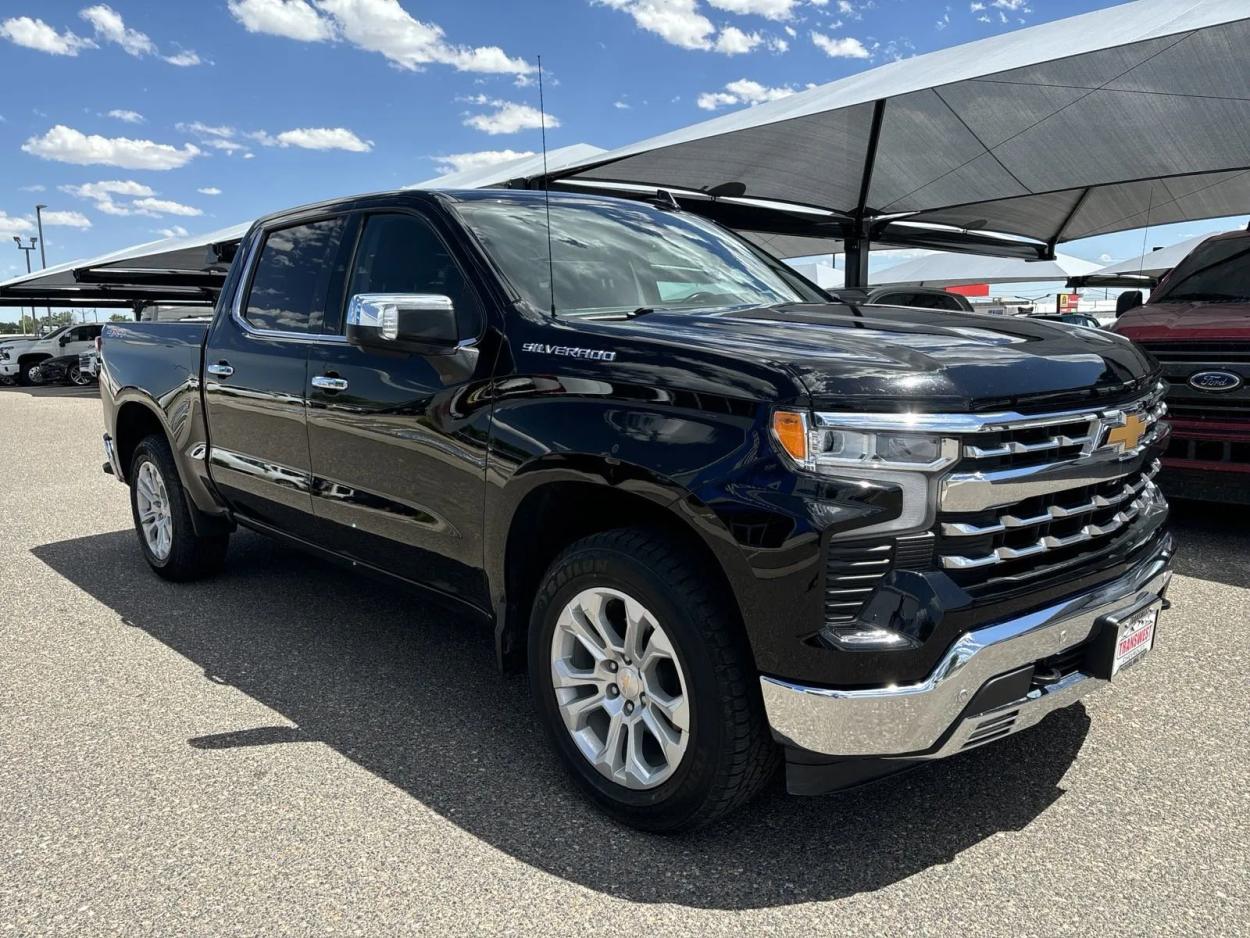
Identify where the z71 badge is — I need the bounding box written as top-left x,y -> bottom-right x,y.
521,342 -> 617,362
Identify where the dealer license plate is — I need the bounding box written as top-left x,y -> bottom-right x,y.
1112,603 -> 1159,677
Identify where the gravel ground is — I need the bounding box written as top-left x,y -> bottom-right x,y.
1,385 -> 1247,937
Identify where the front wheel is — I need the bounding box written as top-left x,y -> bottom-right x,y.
67,363 -> 91,386
529,527 -> 778,833
129,434 -> 229,581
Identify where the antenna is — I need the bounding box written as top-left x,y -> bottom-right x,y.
538,55 -> 556,317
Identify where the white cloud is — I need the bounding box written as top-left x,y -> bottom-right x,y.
41,210 -> 92,229
23,125 -> 202,170
697,77 -> 798,110
936,11 -> 950,29
464,101 -> 558,135
157,225 -> 191,239
0,214 -> 36,237
177,121 -> 236,138
713,26 -> 763,54
231,0 -> 534,75
107,108 -> 145,124
163,49 -> 202,66
596,0 -> 712,50
132,197 -> 203,217
0,16 -> 95,55
227,0 -> 337,42
434,149 -> 535,175
706,0 -> 798,20
197,187 -> 223,195
60,180 -> 156,200
207,139 -> 249,153
598,0 -> 783,55
811,30 -> 869,58
613,100 -> 631,110
255,126 -> 373,151
19,184 -> 47,193
80,4 -> 156,56
970,1 -> 985,9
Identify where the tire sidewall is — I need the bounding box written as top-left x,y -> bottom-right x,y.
529,543 -> 732,826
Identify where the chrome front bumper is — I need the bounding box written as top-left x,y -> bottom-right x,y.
761,541 -> 1173,759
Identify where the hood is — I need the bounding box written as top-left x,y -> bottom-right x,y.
615,303 -> 1157,411
1115,301 -> 1250,342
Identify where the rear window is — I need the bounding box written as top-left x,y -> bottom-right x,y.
1155,238 -> 1250,304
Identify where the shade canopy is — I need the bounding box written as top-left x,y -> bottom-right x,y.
524,0 -> 1250,267
0,221 -> 249,308
872,251 -> 1100,288
1094,231 -> 1222,277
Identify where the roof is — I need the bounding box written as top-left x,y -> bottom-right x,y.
1094,228 -> 1245,277
533,0 -> 1250,255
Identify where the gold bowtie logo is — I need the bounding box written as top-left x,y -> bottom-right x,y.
1105,413 -> 1146,451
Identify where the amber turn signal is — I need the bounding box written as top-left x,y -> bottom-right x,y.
772,410 -> 808,463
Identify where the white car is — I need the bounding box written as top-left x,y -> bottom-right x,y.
0,323 -> 103,386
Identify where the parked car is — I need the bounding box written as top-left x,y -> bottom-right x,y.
79,347 -> 100,380
1114,228 -> 1250,503
30,352 -> 96,386
865,287 -> 975,313
0,323 -> 103,386
99,189 -> 1174,831
1030,313 -> 1103,329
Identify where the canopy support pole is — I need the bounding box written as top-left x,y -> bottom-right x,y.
1048,186 -> 1091,256
845,99 -> 886,289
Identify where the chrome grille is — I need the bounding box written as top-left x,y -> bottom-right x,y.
935,385 -> 1169,590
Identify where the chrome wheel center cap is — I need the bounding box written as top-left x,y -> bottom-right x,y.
617,665 -> 642,700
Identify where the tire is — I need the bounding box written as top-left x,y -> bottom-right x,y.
67,364 -> 90,386
128,434 -> 229,581
26,363 -> 45,385
529,527 -> 779,833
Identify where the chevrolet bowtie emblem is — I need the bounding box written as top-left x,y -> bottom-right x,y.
1105,413 -> 1146,452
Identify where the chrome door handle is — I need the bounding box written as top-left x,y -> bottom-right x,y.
311,375 -> 349,392
206,362 -> 234,377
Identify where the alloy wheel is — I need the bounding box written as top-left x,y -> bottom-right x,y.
550,587 -> 691,790
135,461 -> 173,561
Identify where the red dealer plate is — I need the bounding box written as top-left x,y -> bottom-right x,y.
1112,603 -> 1159,677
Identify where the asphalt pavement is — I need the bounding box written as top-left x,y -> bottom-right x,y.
1,384 -> 1247,936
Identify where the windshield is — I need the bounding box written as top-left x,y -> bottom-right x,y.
1154,238 -> 1250,304
453,197 -> 822,317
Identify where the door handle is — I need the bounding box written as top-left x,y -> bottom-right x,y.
206,361 -> 234,377
311,374 -> 349,392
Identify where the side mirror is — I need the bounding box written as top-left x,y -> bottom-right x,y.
1115,290 -> 1143,317
58,336 -> 68,346
346,293 -> 463,353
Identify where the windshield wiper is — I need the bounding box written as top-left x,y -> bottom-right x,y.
626,307 -> 665,318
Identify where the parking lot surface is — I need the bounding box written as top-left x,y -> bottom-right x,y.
1,385 -> 1247,936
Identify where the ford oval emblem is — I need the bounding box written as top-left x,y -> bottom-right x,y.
1188,370 -> 1243,392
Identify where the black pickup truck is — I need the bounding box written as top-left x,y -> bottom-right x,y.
99,188 -> 1174,832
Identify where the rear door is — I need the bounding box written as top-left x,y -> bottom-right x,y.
305,208 -> 495,606
202,214 -> 354,538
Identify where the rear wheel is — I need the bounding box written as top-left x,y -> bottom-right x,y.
529,527 -> 778,832
129,434 -> 229,581
25,362 -> 45,385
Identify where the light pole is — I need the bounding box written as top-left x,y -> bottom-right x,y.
13,236 -> 38,332
34,204 -> 49,326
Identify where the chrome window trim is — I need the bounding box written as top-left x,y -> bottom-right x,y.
230,221 -> 350,345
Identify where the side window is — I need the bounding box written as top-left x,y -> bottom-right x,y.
244,217 -> 349,333
345,213 -> 483,338
875,293 -> 909,307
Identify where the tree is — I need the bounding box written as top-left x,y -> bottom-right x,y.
108,313 -> 130,322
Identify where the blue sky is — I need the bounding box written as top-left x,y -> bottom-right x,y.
1,0 -> 1245,297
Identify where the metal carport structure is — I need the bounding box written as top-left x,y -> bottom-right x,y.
501,0 -> 1250,287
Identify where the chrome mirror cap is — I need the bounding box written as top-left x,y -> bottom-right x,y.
346,293 -> 454,342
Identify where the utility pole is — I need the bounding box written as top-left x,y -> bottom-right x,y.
13,236 -> 38,333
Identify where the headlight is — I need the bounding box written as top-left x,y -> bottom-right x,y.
771,408 -> 959,537
772,410 -> 958,474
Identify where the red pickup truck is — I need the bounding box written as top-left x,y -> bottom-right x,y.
1114,228 -> 1250,503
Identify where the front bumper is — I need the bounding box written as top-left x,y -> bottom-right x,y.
761,535 -> 1173,760
0,360 -> 17,377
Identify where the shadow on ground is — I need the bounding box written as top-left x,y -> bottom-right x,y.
34,528 -> 1092,910
1166,498 -> 1250,589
